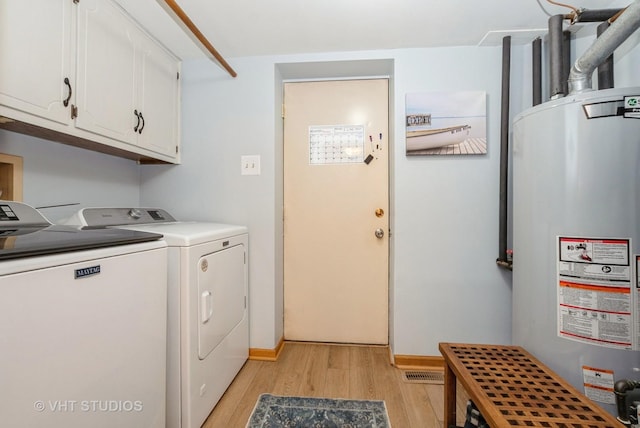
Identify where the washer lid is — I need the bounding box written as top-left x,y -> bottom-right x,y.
0,225 -> 163,260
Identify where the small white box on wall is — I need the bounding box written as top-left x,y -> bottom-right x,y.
241,155 -> 261,175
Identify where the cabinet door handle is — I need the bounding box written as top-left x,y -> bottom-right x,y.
63,78 -> 72,107
138,112 -> 145,134
134,109 -> 140,132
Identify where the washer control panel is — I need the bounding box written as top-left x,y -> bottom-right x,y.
0,201 -> 50,226
0,204 -> 19,221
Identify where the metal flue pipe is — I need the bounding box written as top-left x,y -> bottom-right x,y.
568,0 -> 640,94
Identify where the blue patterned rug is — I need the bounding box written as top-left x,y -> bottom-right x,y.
246,394 -> 391,428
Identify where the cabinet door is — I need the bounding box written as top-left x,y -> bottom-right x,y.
75,0 -> 138,144
137,35 -> 180,158
0,0 -> 73,125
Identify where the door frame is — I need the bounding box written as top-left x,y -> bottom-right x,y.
275,59 -> 395,349
282,78 -> 390,344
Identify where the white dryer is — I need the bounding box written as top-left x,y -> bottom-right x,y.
64,208 -> 249,428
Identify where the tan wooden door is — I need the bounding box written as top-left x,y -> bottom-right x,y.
283,79 -> 389,344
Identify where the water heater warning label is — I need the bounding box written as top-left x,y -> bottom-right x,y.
558,237 -> 629,281
557,237 -> 634,350
582,366 -> 615,405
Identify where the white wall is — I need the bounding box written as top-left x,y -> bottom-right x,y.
6,13 -> 638,358
0,130 -> 141,222
392,47 -> 512,355
140,45 -> 514,356
146,21 -> 640,355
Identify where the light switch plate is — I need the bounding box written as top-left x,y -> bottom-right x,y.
241,155 -> 261,176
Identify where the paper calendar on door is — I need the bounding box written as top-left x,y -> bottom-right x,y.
308,125 -> 365,165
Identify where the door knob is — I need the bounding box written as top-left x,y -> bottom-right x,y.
375,228 -> 384,239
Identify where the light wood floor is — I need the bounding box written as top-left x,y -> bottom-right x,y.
202,342 -> 469,428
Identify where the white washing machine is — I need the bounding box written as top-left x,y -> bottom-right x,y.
0,201 -> 168,428
64,207 -> 249,428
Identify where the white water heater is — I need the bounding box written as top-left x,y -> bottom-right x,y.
513,87 -> 640,416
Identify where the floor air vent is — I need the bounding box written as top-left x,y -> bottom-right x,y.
402,370 -> 444,384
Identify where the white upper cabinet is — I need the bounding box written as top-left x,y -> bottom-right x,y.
76,0 -> 180,158
0,0 -> 74,126
0,0 -> 181,164
75,0 -> 139,144
136,32 -> 181,158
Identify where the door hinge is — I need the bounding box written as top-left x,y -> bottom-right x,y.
281,104 -> 285,119
73,0 -> 79,4
175,145 -> 179,154
244,296 -> 247,309
177,72 -> 180,80
71,104 -> 78,119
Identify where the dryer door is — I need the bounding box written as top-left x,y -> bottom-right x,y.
197,244 -> 246,359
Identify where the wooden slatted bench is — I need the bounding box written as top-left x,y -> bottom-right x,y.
439,343 -> 620,427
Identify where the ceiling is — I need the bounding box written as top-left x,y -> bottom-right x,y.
117,0 -> 625,64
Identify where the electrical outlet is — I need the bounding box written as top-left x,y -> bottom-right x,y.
241,155 -> 261,176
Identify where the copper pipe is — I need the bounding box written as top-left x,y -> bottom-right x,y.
161,0 -> 237,78
609,7 -> 628,23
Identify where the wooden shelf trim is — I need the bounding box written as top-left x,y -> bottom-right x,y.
160,0 -> 237,78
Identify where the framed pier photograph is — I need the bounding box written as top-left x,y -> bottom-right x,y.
405,91 -> 487,156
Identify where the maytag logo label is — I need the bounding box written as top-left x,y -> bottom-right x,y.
75,265 -> 101,279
